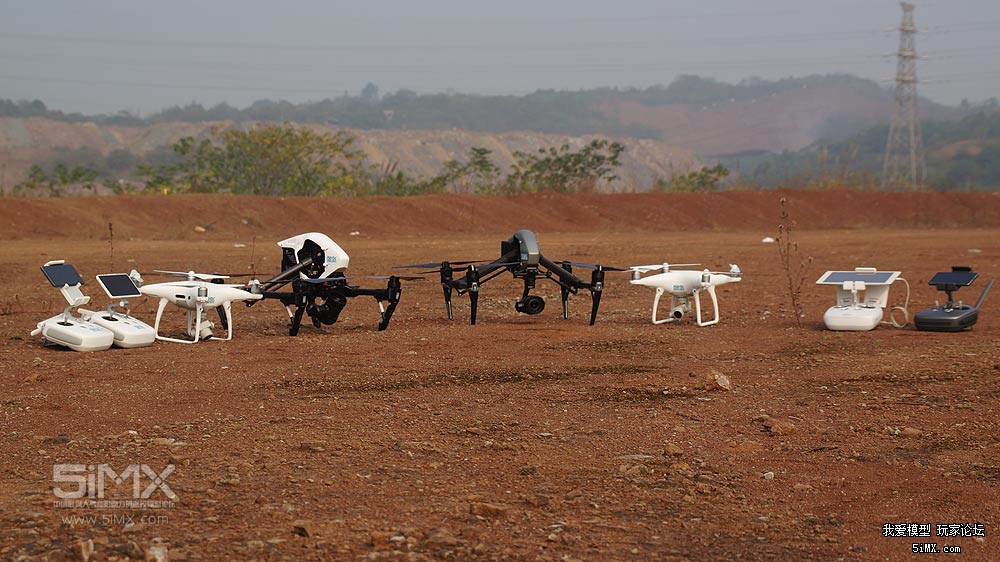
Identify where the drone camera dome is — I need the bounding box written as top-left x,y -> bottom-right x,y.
515,295 -> 546,315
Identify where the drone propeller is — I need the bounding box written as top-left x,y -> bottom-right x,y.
352,275 -> 425,281
416,261 -> 522,275
564,261 -> 626,271
394,259 -> 492,270
152,270 -> 230,281
629,263 -> 701,273
299,276 -> 350,284
479,261 -> 523,272
704,265 -> 743,277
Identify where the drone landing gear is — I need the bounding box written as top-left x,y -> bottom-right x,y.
282,276 -> 403,335
651,286 -> 720,326
153,299 -> 234,344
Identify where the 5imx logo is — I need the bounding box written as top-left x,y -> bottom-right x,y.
53,464 -> 177,501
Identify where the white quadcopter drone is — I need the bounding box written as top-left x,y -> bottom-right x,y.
629,263 -> 742,326
31,261 -> 155,351
139,270 -> 262,343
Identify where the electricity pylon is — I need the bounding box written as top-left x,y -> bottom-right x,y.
881,2 -> 927,191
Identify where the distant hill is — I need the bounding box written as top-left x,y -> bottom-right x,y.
726,108 -> 1000,190
0,118 -> 700,190
0,74 -> 972,157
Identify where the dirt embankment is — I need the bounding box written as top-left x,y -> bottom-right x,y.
1,191 -> 998,242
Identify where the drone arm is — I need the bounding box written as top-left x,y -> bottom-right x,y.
256,256 -> 316,292
538,255 -> 588,288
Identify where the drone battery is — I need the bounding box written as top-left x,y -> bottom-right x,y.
914,306 -> 979,332
85,312 -> 156,348
33,315 -> 115,352
822,306 -> 883,331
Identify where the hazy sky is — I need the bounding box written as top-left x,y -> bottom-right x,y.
3,0 -> 998,115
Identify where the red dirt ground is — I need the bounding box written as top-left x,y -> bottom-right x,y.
0,192 -> 997,561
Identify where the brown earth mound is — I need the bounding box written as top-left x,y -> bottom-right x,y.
1,191 -> 998,242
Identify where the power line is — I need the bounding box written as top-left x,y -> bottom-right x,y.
0,27 -> 901,53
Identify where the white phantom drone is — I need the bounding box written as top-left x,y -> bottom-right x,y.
31,261 -> 155,351
139,271 -> 262,343
816,267 -> 908,331
629,263 -> 742,326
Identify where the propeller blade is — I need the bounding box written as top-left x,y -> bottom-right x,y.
300,276 -> 348,284
478,261 -> 522,272
151,269 -> 229,281
360,275 -> 425,281
394,259 -> 492,269
629,263 -> 701,272
394,262 -> 447,270
416,261 -> 518,275
567,261 -> 626,271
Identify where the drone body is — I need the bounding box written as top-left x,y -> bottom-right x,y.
140,272 -> 262,343
246,232 -> 408,335
396,229 -> 621,325
629,263 -> 742,326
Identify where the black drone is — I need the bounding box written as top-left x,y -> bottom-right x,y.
395,229 -> 622,325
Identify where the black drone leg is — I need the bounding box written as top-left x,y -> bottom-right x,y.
465,266 -> 481,325
289,305 -> 305,336
589,267 -> 606,326
589,290 -> 602,326
378,276 -> 403,331
216,305 -> 229,330
210,277 -> 230,330
379,301 -> 399,331
469,289 -> 479,325
443,285 -> 454,320
560,261 -> 573,320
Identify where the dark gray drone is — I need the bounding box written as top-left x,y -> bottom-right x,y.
395,229 -> 622,325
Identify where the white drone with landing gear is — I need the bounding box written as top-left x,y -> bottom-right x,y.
139,271 -> 262,343
629,263 -> 743,326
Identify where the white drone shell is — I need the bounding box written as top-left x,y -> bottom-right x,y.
277,232 -> 350,277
